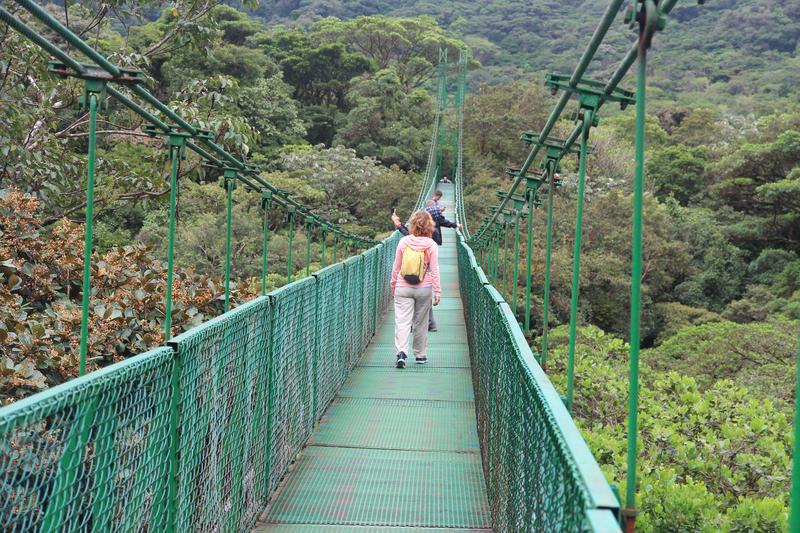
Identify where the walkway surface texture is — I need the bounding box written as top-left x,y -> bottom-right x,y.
255,206 -> 492,532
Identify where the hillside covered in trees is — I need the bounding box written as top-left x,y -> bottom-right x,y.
246,0 -> 800,113
1,0 -> 799,530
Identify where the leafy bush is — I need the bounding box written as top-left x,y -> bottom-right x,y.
0,189 -> 258,404
646,319 -> 795,389
545,325 -> 792,531
652,302 -> 721,345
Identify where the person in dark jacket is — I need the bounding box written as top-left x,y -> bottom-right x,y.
424,200 -> 459,246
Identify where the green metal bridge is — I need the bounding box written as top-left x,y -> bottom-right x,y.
1,1 -> 799,532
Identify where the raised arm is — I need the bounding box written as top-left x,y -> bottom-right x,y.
428,244 -> 441,300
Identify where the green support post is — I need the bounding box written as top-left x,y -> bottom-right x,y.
791,323 -> 800,532
164,134 -> 188,340
492,227 -> 498,287
451,129 -> 458,180
492,228 -> 500,285
165,346 -> 183,532
493,228 -> 499,285
372,246 -> 380,335
512,209 -> 522,318
40,58 -> 145,372
77,86 -> 101,376
502,218 -> 510,300
624,2 -> 660,529
487,232 -> 493,281
566,105 -> 595,411
286,208 -> 296,282
306,216 -> 314,277
488,235 -> 493,281
223,169 -> 236,313
540,158 -> 559,369
141,124 -> 196,340
261,191 -> 272,296
524,190 -> 535,337
320,227 -> 327,268
333,234 -> 339,263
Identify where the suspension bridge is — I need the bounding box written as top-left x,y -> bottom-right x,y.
1,1 -> 798,532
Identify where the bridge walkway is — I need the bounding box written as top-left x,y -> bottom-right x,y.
255,208 -> 491,532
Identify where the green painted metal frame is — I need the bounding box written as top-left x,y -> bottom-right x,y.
565,107 -> 594,411
456,233 -> 620,532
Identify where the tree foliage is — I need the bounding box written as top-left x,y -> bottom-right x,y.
547,325 -> 792,532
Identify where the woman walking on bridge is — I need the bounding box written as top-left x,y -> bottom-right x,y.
390,211 -> 441,368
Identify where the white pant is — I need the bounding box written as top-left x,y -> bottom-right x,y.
394,286 -> 433,356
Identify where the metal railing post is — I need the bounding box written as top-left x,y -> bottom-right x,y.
78,87 -> 100,375
566,107 -> 594,411
287,207 -> 296,283
540,160 -> 558,369
624,2 -> 661,529
261,191 -> 272,296
223,169 -> 236,312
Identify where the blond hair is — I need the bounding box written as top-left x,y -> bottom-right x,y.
407,211 -> 435,238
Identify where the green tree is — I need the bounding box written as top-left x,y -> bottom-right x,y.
310,15 -> 473,90
463,83 -> 550,165
239,76 -> 307,154
262,145 -> 420,231
647,145 -> 710,205
335,68 -> 433,169
646,318 -> 795,393
712,121 -> 800,251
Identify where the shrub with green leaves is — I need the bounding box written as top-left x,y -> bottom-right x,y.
545,324 -> 791,531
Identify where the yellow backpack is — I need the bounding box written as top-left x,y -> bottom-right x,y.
399,246 -> 427,284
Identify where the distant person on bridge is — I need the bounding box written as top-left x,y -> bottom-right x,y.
425,197 -> 460,246
390,211 -> 440,368
425,193 -> 461,332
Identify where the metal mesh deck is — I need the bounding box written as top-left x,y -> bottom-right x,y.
256,227 -> 491,532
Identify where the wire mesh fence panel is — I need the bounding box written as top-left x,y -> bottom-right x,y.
378,234 -> 399,314
0,233 -> 400,533
456,237 -> 619,533
361,247 -> 379,344
267,278 -> 317,494
171,296 -> 272,533
313,263 -> 348,416
0,347 -> 174,533
341,256 -> 364,372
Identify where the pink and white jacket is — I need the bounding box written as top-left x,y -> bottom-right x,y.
390,235 -> 441,298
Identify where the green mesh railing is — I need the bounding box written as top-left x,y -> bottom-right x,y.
456,234 -> 619,532
0,347 -> 174,531
0,234 -> 399,533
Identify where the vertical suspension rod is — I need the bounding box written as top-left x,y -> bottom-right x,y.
566,109 -> 593,411
261,192 -> 272,296
540,163 -> 557,369
524,191 -> 536,337
512,210 -> 522,318
223,170 -> 235,313
163,140 -> 182,340
287,208 -> 296,283
77,92 -> 99,375
625,3 -> 657,527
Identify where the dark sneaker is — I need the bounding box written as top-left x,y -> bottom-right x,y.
428,326 -> 438,332
415,356 -> 428,364
396,352 -> 407,369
